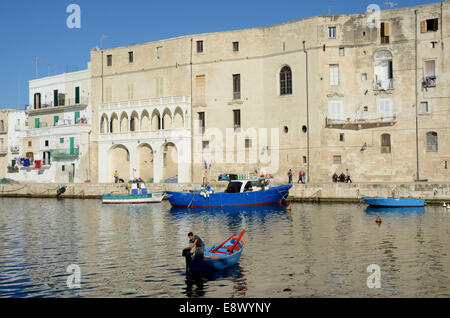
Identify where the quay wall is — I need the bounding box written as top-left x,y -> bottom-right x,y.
1,182 -> 450,205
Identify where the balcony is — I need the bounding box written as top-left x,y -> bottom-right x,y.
102,96 -> 191,110
325,113 -> 397,130
374,79 -> 394,91
50,148 -> 80,160
26,97 -> 89,112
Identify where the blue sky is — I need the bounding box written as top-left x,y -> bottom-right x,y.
0,0 -> 438,109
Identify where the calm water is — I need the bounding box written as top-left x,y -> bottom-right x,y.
0,197 -> 449,298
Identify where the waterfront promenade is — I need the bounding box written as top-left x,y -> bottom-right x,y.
1,181 -> 450,205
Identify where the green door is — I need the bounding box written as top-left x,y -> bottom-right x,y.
74,111 -> 80,124
75,87 -> 80,104
70,137 -> 75,155
53,116 -> 59,126
35,118 -> 40,128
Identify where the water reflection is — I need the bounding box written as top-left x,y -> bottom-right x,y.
365,206 -> 426,214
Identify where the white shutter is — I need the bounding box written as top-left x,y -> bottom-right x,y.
330,65 -> 339,85
329,101 -> 342,121
378,99 -> 392,119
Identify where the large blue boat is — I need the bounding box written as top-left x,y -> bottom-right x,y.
362,196 -> 425,207
183,230 -> 246,272
166,178 -> 292,208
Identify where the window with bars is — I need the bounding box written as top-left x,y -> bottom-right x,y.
196,41 -> 203,53
333,155 -> 342,165
280,66 -> 292,95
328,27 -> 336,38
233,41 -> 239,52
233,109 -> 241,132
381,134 -> 391,153
128,51 -> 134,63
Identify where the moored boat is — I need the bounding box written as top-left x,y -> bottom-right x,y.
102,180 -> 164,204
182,230 -> 246,272
362,196 -> 425,207
166,177 -> 292,208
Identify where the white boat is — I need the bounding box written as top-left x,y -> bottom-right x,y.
102,180 -> 165,204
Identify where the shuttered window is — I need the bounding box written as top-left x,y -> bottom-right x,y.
195,75 -> 206,105
426,132 -> 438,152
329,65 -> 339,85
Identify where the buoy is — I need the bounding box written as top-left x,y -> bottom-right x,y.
376,217 -> 382,225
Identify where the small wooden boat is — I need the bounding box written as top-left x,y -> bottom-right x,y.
362,196 -> 425,207
183,230 -> 246,272
102,180 -> 164,204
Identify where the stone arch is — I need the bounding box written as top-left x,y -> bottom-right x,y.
110,113 -> 119,133
141,109 -> 150,131
120,112 -> 129,133
162,108 -> 172,130
151,109 -> 161,131
173,106 -> 184,129
109,144 -> 130,182
162,142 -> 178,183
130,111 -> 139,132
100,114 -> 109,133
137,143 -> 154,182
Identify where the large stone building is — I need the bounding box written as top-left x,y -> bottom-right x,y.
87,2 -> 449,184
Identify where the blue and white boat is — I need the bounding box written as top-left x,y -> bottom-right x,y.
102,180 -> 165,204
183,230 -> 245,272
362,196 -> 425,207
166,177 -> 292,208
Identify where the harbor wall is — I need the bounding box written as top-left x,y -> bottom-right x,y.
1,182 -> 450,205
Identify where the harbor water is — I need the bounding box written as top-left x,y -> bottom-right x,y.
0,197 -> 449,298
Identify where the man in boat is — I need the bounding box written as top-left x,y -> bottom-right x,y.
188,232 -> 205,259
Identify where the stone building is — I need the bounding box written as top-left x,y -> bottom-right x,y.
0,110 -> 9,178
88,2 -> 449,184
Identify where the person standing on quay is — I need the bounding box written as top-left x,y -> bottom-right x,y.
114,170 -> 119,184
298,170 -> 303,184
346,169 -> 352,183
288,169 -> 293,184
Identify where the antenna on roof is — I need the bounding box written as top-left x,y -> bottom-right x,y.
384,1 -> 397,9
100,35 -> 107,49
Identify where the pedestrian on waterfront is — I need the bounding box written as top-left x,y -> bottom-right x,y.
288,169 -> 293,184
188,232 -> 205,259
114,170 -> 119,184
346,169 -> 352,183
302,170 -> 307,183
298,170 -> 303,184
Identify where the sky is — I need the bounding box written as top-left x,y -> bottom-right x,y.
0,0 -> 440,109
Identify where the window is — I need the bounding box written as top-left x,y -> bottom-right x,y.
380,22 -> 390,44
34,118 -> 40,129
362,73 -> 368,81
328,27 -> 336,39
198,112 -> 205,134
156,46 -> 163,59
245,138 -> 252,149
333,155 -> 342,165
329,65 -> 339,85
339,47 -> 345,56
202,141 -> 209,149
28,141 -> 32,147
233,109 -> 241,132
374,50 -> 393,90
328,101 -> 343,121
233,74 -> 241,100
378,99 -> 393,120
280,66 -> 292,95
60,138 -> 64,144
381,134 -> 391,153
45,140 -> 49,147
421,18 -> 439,32
424,60 -> 436,87
53,90 -> 59,106
107,55 -> 112,66
426,132 -> 438,152
233,42 -> 239,52
196,41 -> 203,53
62,165 -> 65,172
339,133 -> 345,142
34,93 -> 41,109
420,101 -> 429,114
303,156 -> 307,164
128,52 -> 134,63
75,86 -> 80,104
195,75 -> 206,105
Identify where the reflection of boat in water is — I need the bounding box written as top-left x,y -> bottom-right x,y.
102,180 -> 164,204
365,206 -> 425,214
362,196 -> 425,207
166,177 -> 292,208
170,203 -> 287,216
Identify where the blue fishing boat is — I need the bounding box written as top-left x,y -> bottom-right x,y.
166,177 -> 292,208
362,196 -> 425,207
183,230 -> 245,272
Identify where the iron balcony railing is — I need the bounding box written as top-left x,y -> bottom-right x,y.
27,97 -> 89,111
374,79 -> 394,90
50,148 -> 80,160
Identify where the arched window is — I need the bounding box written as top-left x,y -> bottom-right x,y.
381,134 -> 391,153
280,66 -> 292,95
426,132 -> 438,152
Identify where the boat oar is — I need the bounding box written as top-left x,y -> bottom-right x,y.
227,230 -> 246,254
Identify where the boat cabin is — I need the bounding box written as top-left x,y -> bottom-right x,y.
128,180 -> 147,195
225,179 -> 270,193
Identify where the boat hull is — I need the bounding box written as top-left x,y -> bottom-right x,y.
187,242 -> 244,272
101,193 -> 164,204
362,196 -> 425,207
167,184 -> 292,208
